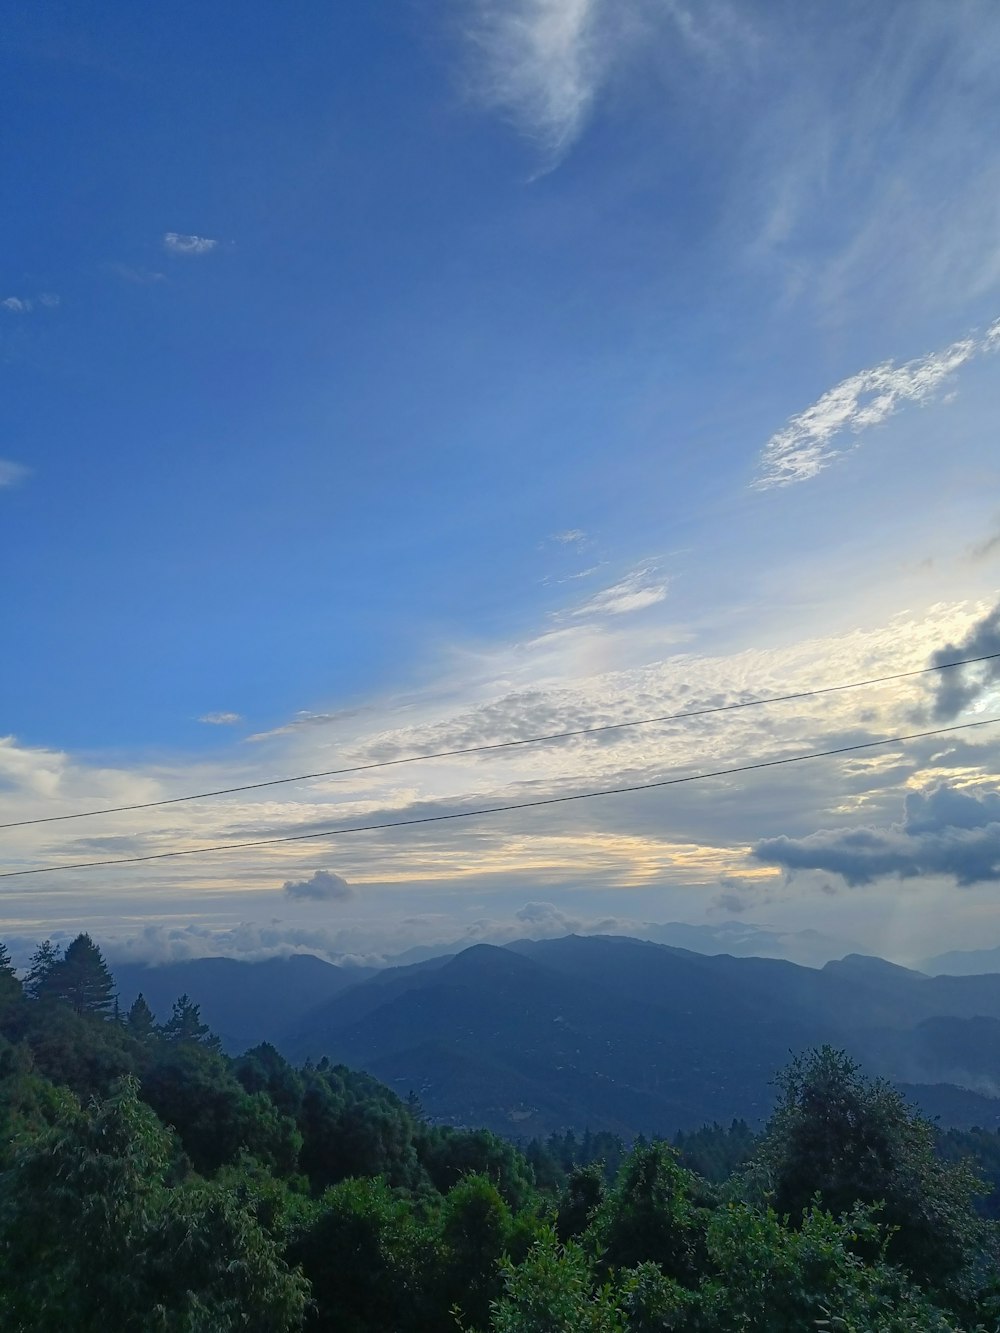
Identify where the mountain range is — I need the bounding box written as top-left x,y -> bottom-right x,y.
114,933 -> 1000,1140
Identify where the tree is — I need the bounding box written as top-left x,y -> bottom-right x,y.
23,938 -> 60,1001
752,1046 -> 987,1304
0,1076 -> 309,1331
142,1041 -> 301,1175
438,1173 -> 512,1329
695,1199 -> 961,1333
288,1176 -> 421,1333
593,1141 -> 705,1285
46,933 -> 116,1015
160,993 -> 217,1046
556,1163 -> 605,1242
0,939 -> 21,1010
489,1229 -> 627,1333
126,993 -> 156,1040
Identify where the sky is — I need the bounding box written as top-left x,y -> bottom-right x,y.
2,0 -> 1000,970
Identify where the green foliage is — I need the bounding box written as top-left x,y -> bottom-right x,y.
751,1046 -> 988,1303
0,1034 -> 76,1166
235,1042 -> 306,1118
8,989 -> 140,1098
593,1141 -> 706,1284
673,1117 -> 757,1184
696,1200 -> 961,1332
556,1162 -> 606,1241
43,933 -> 117,1015
419,1125 -> 536,1210
438,1173 -> 513,1329
938,1125 -> 1000,1220
142,1041 -> 302,1176
298,1062 -> 427,1191
1,941 -> 997,1333
126,992 -> 157,1040
0,941 -> 20,1011
160,993 -> 219,1046
288,1175 -> 423,1333
489,1229 -> 627,1333
22,938 -> 60,1000
0,1077 -> 308,1331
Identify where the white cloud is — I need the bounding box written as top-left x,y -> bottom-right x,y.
246,707 -> 368,743
572,563 -> 667,616
0,459 -> 29,489
198,711 -> 243,726
103,921 -> 378,967
740,8 -> 1000,319
282,869 -> 354,903
458,0 -> 749,165
551,528 -> 588,545
163,232 -> 218,256
109,264 -> 166,285
754,323 -> 998,489
463,0 -> 601,158
2,293 -> 59,314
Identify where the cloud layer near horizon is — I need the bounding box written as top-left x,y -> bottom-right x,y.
754,782 -> 1000,887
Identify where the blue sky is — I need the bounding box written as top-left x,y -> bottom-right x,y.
2,0 -> 1000,967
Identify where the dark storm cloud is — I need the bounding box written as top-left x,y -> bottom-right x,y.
926,602 -> 1000,720
752,783 -> 1000,887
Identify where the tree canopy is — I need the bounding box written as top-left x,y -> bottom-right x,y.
0,936 -> 997,1332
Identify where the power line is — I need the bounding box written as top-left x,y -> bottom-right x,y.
2,650 -> 998,833
2,716 -> 996,880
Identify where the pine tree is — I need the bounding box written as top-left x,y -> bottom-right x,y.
0,939 -> 21,1008
160,994 -> 215,1045
23,939 -> 60,1000
126,993 -> 157,1040
47,934 -> 117,1016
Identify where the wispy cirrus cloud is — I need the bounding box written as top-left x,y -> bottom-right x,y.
3,293 -> 59,314
458,0 -> 748,166
108,263 -> 166,285
163,232 -> 218,256
572,563 -> 667,617
246,707 -> 369,744
462,0 -> 602,159
198,711 -> 243,726
0,459 -> 30,489
754,319 -> 1000,489
550,528 -> 588,546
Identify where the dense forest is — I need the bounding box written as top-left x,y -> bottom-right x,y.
3,934 -> 1000,1330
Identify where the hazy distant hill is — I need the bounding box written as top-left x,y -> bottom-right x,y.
383,919 -> 858,970
280,936 -> 1000,1138
635,920 -> 861,968
110,935 -> 1000,1139
113,953 -> 372,1051
921,944 -> 1000,977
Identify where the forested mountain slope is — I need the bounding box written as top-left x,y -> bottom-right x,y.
3,933 -> 1000,1331
113,953 -> 373,1050
283,935 -> 1000,1137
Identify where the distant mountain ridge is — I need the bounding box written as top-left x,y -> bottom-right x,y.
280,935 -> 1000,1138
113,953 -> 372,1051
109,933 -> 1000,1140
382,919 -> 859,970
921,944 -> 1000,977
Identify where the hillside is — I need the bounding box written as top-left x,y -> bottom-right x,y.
279,934 -> 1000,1138
113,953 -> 372,1051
